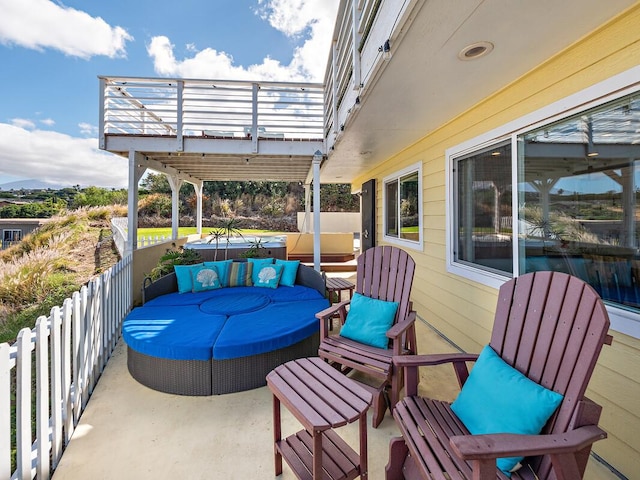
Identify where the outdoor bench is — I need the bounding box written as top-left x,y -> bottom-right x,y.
122,261 -> 328,395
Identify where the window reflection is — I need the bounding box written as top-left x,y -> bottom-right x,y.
455,142 -> 513,274
519,95 -> 640,309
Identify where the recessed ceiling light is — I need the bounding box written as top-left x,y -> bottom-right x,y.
458,41 -> 494,61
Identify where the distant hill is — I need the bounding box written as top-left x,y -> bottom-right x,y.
0,179 -> 66,190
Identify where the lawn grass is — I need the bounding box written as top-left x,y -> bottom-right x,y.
137,227 -> 281,240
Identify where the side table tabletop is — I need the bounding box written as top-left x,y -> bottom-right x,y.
325,277 -> 355,304
266,357 -> 372,480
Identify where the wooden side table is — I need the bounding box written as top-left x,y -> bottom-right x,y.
325,277 -> 355,304
267,357 -> 372,480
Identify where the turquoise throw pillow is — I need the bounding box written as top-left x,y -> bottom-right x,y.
203,260 -> 232,287
248,258 -> 274,285
275,259 -> 300,287
190,265 -> 221,292
450,345 -> 564,476
254,263 -> 284,289
174,263 -> 204,294
339,292 -> 398,349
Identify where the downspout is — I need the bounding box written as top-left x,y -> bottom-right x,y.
304,183 -> 311,233
312,151 -> 323,272
195,181 -> 203,236
167,175 -> 184,240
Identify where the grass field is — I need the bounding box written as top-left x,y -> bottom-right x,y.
137,227 -> 280,240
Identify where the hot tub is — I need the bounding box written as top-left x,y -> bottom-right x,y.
184,235 -> 288,261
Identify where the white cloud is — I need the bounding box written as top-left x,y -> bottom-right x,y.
10,118 -> 36,129
78,122 -> 98,137
148,0 -> 338,82
40,118 -> 55,126
0,0 -> 133,59
0,123 -> 128,188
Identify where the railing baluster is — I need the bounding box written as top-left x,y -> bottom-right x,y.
61,298 -> 74,444
35,317 -> 50,479
50,307 -> 63,469
16,328 -> 32,480
0,344 -> 11,479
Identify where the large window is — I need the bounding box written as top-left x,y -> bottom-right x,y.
383,163 -> 422,248
518,94 -> 640,311
454,142 -> 512,275
448,82 -> 640,335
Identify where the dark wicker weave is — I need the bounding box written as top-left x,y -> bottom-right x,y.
127,332 -> 319,396
127,347 -> 212,396
211,332 -> 319,394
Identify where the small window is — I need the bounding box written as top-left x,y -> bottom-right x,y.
383,163 -> 422,248
453,141 -> 513,275
2,229 -> 22,248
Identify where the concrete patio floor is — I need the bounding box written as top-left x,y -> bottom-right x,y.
51,325 -> 619,480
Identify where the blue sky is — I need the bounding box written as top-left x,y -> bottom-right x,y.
0,0 -> 339,188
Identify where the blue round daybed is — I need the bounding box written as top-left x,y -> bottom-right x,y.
123,262 -> 328,395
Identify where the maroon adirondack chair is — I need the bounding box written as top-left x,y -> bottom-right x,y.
387,271 -> 612,480
316,245 -> 416,427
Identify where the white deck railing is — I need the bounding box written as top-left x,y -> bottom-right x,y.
1,255 -> 133,480
98,77 -> 325,147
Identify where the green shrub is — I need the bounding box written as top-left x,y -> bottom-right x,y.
149,248 -> 203,280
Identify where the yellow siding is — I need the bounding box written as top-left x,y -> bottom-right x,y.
352,5 -> 640,477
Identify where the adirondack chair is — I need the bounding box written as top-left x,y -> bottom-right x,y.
386,271 -> 612,480
316,245 -> 417,427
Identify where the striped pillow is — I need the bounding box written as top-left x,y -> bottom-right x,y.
228,261 -> 253,287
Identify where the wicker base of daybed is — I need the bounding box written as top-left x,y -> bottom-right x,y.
211,331 -> 319,394
127,348 -> 213,396
126,331 -> 320,396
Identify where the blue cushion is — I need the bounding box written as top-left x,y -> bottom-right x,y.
123,306 -> 226,360
254,263 -> 284,289
228,261 -> 253,287
203,260 -> 232,287
247,258 -> 274,284
275,259 -> 300,286
339,292 -> 398,349
450,345 -> 564,476
200,292 -> 271,315
174,263 -> 204,293
213,297 -> 329,359
190,265 -> 221,292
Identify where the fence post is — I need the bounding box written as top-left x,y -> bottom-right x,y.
35,317 -> 50,479
16,327 -> 33,480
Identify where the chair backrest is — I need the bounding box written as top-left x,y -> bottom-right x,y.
490,271 -> 610,477
356,245 -> 416,324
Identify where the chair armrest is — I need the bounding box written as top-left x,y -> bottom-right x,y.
393,352 -> 479,368
316,300 -> 350,338
315,300 -> 350,320
450,425 -> 607,460
386,311 -> 416,339
394,353 -> 479,396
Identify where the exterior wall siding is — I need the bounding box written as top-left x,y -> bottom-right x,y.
351,5 -> 640,477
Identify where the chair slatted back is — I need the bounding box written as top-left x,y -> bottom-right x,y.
356,245 -> 415,325
490,271 -> 610,478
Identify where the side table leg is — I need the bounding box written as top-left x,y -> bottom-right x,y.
273,395 -> 282,476
359,414 -> 368,480
313,430 -> 322,479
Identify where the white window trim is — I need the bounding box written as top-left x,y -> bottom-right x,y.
382,161 -> 423,251
445,64 -> 640,337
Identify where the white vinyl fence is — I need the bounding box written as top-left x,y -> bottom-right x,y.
1,254 -> 133,480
